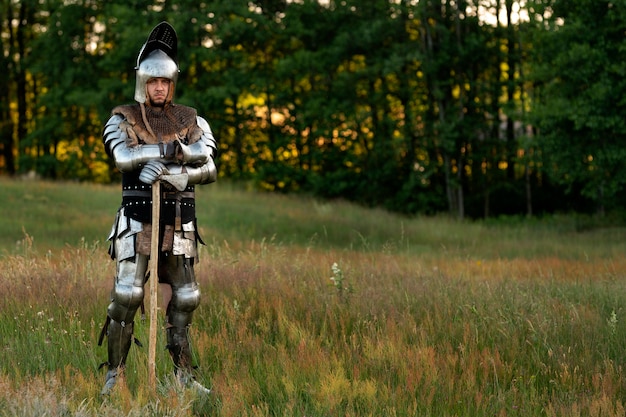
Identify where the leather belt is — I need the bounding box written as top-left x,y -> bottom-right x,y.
122,189 -> 194,230
122,190 -> 194,199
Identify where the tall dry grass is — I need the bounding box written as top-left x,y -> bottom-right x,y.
1,180 -> 626,416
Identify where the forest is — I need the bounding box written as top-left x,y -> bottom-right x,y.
2,0 -> 626,219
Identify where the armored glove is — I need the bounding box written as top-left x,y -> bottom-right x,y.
139,160 -> 215,187
139,160 -> 190,191
139,160 -> 170,184
174,139 -> 212,165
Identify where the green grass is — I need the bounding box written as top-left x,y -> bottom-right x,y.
1,179 -> 626,416
3,178 -> 624,259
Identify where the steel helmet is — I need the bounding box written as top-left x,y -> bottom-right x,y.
134,22 -> 179,104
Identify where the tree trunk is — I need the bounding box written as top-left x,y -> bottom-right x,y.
16,1 -> 28,167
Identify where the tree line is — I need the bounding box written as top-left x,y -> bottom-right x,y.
2,0 -> 625,218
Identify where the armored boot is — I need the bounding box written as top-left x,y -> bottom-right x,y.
101,320 -> 134,395
166,326 -> 210,394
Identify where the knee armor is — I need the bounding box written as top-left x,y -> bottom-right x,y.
107,285 -> 144,324
107,255 -> 148,324
168,284 -> 201,328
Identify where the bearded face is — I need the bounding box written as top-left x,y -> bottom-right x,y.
146,77 -> 171,108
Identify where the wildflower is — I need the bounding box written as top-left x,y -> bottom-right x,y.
330,262 -> 351,300
330,262 -> 344,291
608,309 -> 618,336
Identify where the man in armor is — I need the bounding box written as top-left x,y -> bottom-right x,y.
98,22 -> 217,396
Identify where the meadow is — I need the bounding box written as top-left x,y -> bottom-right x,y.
1,178 -> 626,416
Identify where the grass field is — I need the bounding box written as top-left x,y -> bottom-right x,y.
1,178 -> 626,416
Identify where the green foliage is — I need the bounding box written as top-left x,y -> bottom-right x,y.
2,0 -> 624,218
529,0 -> 626,212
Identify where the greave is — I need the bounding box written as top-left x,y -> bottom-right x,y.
166,325 -> 210,394
166,325 -> 192,372
107,320 -> 135,369
100,319 -> 134,395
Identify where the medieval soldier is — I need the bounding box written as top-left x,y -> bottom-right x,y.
98,22 -> 217,395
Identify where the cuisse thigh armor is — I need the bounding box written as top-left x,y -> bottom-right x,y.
107,254 -> 149,324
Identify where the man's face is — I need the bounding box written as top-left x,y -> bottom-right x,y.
146,77 -> 171,107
